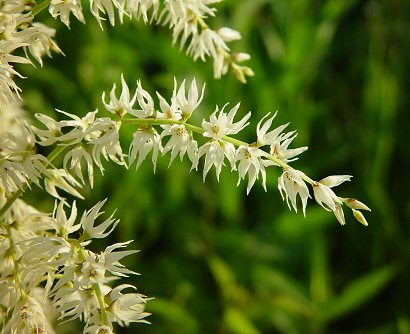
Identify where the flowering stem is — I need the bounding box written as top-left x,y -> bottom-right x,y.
0,145 -> 67,217
31,0 -> 51,16
122,117 -> 317,184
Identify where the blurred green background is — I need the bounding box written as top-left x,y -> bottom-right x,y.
18,0 -> 410,333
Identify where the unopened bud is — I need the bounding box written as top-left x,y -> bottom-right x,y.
345,198 -> 371,211
242,66 -> 254,77
233,52 -> 251,62
232,65 -> 246,84
217,27 -> 241,42
352,209 -> 368,226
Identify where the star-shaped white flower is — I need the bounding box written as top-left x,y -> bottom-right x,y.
102,74 -> 137,116
160,124 -> 198,167
202,103 -> 251,140
256,111 -> 289,147
81,199 -> 119,240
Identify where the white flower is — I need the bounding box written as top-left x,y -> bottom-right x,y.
164,0 -> 218,25
129,127 -> 162,171
0,40 -> 31,107
170,78 -> 205,120
313,184 -> 341,212
107,284 -> 150,326
198,140 -> 236,181
49,0 -> 85,27
52,283 -> 95,322
128,80 -> 155,118
81,199 -> 119,240
21,235 -> 72,269
163,0 -> 218,52
187,139 -> 199,171
44,168 -> 84,200
24,23 -> 62,66
3,295 -> 55,334
278,168 -> 311,216
78,254 -> 107,287
202,103 -> 251,139
22,154 -> 52,187
235,146 -> 274,194
83,309 -> 112,334
93,325 -> 113,334
256,112 -> 289,147
313,175 -> 352,225
0,159 -> 26,194
0,14 -> 31,42
100,241 -> 138,277
86,118 -> 126,171
63,144 -> 95,187
102,74 -> 136,116
56,110 -> 98,144
187,28 -> 228,61
53,200 -> 81,238
2,121 -> 36,154
270,134 -> 308,163
32,113 -> 63,146
160,124 -> 196,166
156,91 -> 182,120
119,0 -> 160,23
90,0 -> 116,27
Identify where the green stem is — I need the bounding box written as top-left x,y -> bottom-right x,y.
47,145 -> 67,163
31,0 -> 51,16
0,145 -> 67,217
77,248 -> 109,326
5,223 -> 24,294
93,283 -> 110,326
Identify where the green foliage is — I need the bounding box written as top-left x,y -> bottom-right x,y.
19,0 -> 410,333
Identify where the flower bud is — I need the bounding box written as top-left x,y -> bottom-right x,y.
345,198 -> 371,211
233,52 -> 251,62
352,209 -> 368,226
217,27 -> 241,42
319,175 -> 352,188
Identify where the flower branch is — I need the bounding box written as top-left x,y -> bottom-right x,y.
21,75 -> 370,226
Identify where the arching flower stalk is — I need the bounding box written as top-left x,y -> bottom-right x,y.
1,75 -> 369,227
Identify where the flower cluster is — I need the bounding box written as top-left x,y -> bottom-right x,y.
0,193 -> 149,333
47,0 -> 253,82
27,76 -> 370,226
158,1 -> 253,82
0,0 -> 252,111
0,10 -> 61,108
